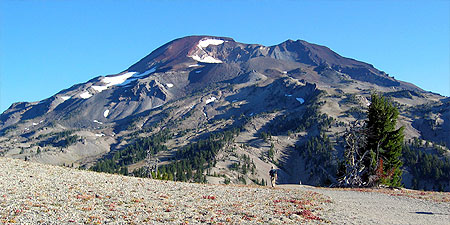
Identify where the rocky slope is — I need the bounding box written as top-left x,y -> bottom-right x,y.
0,157 -> 330,224
1,157 -> 449,224
0,35 -> 448,190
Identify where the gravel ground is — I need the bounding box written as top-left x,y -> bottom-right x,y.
1,157 -> 448,224
281,185 -> 450,225
0,157 -> 328,224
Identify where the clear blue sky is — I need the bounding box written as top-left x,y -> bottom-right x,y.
1,0 -> 449,113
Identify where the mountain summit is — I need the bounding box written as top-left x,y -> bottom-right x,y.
2,36 -> 417,127
1,36 -> 448,191
128,36 -> 403,86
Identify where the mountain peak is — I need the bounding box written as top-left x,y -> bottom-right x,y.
126,36 -> 235,72
124,36 -> 404,88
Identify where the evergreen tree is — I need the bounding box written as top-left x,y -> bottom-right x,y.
365,93 -> 404,187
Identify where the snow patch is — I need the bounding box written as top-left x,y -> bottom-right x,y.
103,109 -> 110,118
195,70 -> 202,73
95,133 -> 105,137
93,120 -> 103,125
80,92 -> 92,99
91,85 -> 108,92
91,68 -> 156,92
137,67 -> 157,77
285,94 -> 292,97
197,39 -> 224,48
117,78 -> 136,87
61,96 -> 71,101
102,72 -> 137,86
153,104 -> 164,109
188,64 -> 201,67
232,100 -> 237,103
116,68 -> 156,87
32,122 -> 38,126
189,38 -> 224,64
296,97 -> 305,104
191,54 -> 223,63
166,83 -> 174,88
205,97 -> 217,104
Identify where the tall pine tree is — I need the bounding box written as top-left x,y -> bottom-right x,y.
366,93 -> 404,187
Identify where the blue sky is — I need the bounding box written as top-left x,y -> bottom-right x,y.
1,0 -> 449,113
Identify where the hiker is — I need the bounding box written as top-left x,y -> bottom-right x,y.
269,166 -> 277,187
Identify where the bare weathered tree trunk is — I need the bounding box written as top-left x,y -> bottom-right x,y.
339,121 -> 369,187
144,147 -> 160,179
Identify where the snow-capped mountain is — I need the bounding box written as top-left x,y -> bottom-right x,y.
1,36 -> 449,190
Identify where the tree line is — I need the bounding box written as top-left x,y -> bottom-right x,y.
133,128 -> 241,183
90,130 -> 172,175
403,142 -> 450,191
